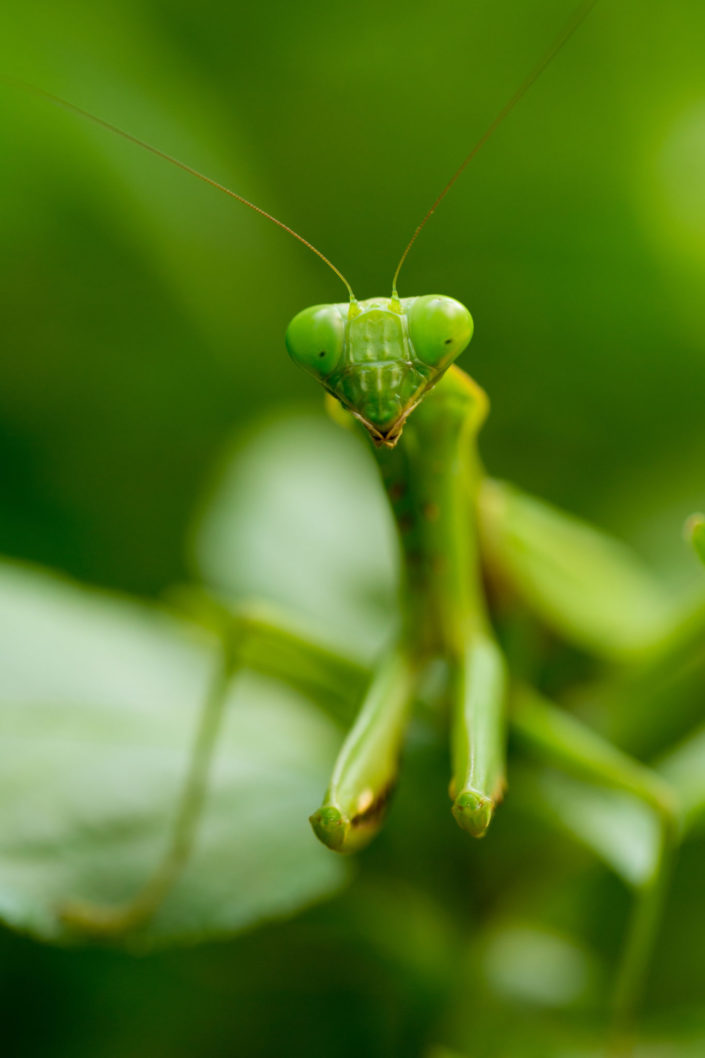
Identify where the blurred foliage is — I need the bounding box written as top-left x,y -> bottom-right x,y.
0,560 -> 347,943
1,0 -> 705,1055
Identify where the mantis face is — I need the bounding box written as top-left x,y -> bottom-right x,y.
286,294 -> 474,446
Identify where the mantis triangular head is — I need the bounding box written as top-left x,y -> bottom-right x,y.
286,294 -> 473,446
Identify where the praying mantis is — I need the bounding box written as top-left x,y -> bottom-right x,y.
4,0 -> 705,1049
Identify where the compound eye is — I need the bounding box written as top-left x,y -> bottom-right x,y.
407,295 -> 474,368
285,304 -> 345,378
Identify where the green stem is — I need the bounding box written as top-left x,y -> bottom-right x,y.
610,828 -> 676,1053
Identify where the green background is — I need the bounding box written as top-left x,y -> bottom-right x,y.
1,0 -> 704,1054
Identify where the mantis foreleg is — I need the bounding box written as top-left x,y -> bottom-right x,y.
382,368 -> 507,837
309,645 -> 418,852
450,635 -> 507,835
311,368 -> 508,849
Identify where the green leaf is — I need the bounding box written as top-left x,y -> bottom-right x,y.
0,560 -> 348,945
191,412 -> 399,659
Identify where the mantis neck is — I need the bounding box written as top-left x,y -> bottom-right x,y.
375,366 -> 490,659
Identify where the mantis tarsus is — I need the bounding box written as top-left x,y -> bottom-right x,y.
4,0 -> 705,1045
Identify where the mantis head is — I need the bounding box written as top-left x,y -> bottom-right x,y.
286,294 -> 474,446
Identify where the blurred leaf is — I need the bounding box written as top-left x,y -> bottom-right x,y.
426,1048 -> 469,1058
479,479 -> 674,661
658,725 -> 705,834
686,514 -> 705,568
191,411 -> 399,659
0,560 -> 348,944
482,922 -> 596,1009
513,766 -> 660,888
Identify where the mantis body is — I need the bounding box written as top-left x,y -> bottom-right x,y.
286,297 -> 504,847
6,0 -> 705,1044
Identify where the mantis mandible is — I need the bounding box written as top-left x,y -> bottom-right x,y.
6,0 -> 705,1042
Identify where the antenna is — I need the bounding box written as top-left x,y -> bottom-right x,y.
391,0 -> 600,295
1,75 -> 356,301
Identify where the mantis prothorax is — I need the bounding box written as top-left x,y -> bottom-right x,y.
7,0 -> 702,1036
